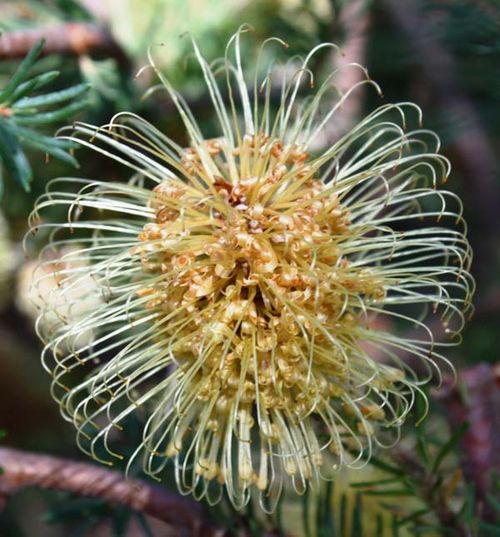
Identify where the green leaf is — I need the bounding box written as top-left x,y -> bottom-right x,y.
392,514 -> 399,537
416,434 -> 431,467
351,477 -> 403,489
13,100 -> 88,126
15,126 -> 75,149
244,499 -> 261,537
0,122 -> 32,190
302,487 -> 312,537
409,524 -> 454,535
362,489 -> 415,497
479,522 -> 500,536
432,421 -> 469,473
0,40 -> 45,103
0,38 -> 88,197
8,72 -> 60,104
111,507 -> 131,537
376,514 -> 384,537
340,493 -> 348,537
367,456 -> 406,477
275,490 -> 285,536
323,481 -> 335,537
316,485 -> 326,537
430,475 -> 444,494
71,517 -> 99,537
351,494 -> 362,537
487,493 -> 500,514
14,83 -> 90,110
54,0 -> 94,21
44,498 -> 107,523
458,484 -> 476,521
317,481 -> 335,537
15,127 -> 79,167
135,513 -> 155,537
396,508 -> 433,527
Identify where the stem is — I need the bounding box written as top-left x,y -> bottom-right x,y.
0,23 -> 128,66
330,0 -> 372,138
0,447 -> 221,536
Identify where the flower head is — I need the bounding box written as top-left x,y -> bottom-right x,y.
29,28 -> 474,509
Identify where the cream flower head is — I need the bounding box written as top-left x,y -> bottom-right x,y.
29,27 -> 474,510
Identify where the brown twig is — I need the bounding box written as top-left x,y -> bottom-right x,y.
0,23 -> 128,65
332,0 -> 371,134
0,447 -> 222,536
311,0 -> 371,147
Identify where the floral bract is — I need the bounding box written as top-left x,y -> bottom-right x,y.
29,28 -> 474,510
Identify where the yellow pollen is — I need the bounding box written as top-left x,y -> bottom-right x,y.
135,134 -> 386,482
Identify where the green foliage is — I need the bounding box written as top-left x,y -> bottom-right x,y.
44,494 -> 153,537
431,421 -> 469,474
259,410 -> 496,537
343,423 -> 493,537
46,0 -> 94,22
44,497 -> 154,537
0,39 -> 89,194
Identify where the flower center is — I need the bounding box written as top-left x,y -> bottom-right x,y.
135,134 -> 385,481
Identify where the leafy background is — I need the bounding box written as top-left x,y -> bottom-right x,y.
0,0 -> 498,536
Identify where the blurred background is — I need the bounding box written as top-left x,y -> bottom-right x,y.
0,0 -> 499,535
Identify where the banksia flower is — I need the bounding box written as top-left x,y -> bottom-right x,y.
29,28 -> 474,510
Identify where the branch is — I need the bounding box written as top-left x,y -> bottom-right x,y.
0,447 -> 222,536
0,23 -> 128,65
312,0 -> 371,147
331,0 -> 372,135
